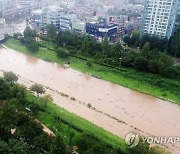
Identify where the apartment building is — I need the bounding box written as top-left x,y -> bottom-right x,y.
60,14 -> 76,30
42,7 -> 62,29
0,0 -> 17,18
17,0 -> 41,11
141,0 -> 179,38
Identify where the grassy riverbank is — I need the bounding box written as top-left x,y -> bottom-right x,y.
4,38 -> 180,104
0,76 -> 128,153
27,92 -> 127,153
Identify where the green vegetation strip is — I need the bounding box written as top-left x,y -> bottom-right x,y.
3,38 -> 180,104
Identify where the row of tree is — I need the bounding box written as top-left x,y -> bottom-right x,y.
123,28 -> 180,58
18,25 -> 179,78
121,43 -> 179,77
52,30 -> 179,78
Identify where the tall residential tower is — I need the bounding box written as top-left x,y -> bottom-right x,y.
142,0 -> 179,38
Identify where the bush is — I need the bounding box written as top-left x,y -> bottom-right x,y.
134,57 -> 149,71
30,84 -> 45,96
86,61 -> 93,68
13,33 -> 22,39
3,71 -> 18,83
56,48 -> 68,59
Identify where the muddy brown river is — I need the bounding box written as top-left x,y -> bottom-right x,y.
0,46 -> 180,153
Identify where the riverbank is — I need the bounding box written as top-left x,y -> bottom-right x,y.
28,92 -> 128,153
4,38 -> 180,104
0,71 -> 127,153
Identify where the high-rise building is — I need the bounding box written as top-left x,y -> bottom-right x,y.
141,0 -> 179,38
42,7 -> 62,29
0,0 -> 17,18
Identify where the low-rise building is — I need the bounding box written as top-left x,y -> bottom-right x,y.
31,9 -> 43,27
42,7 -> 62,29
0,0 -> 17,18
86,22 -> 117,41
73,22 -> 86,33
60,14 -> 76,30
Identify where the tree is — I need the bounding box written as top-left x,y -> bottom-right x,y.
56,48 -> 68,59
0,102 -> 18,134
121,51 -> 137,66
0,140 -> 9,153
123,35 -> 131,45
157,52 -> 175,75
7,139 -> 30,154
130,137 -> 150,154
129,31 -> 140,46
30,84 -> 45,96
46,24 -> 57,42
23,26 -> 37,39
22,27 -> 39,52
40,94 -> 53,107
86,61 -> 93,68
149,146 -> 171,154
141,42 -> 150,59
134,56 -> 149,71
13,33 -> 22,39
112,41 -> 123,57
0,79 -> 11,100
26,39 -> 39,52
148,60 -> 160,73
81,36 -> 91,54
101,37 -> 111,54
139,34 -> 168,51
3,71 -> 18,83
169,27 -> 180,57
50,135 -> 69,154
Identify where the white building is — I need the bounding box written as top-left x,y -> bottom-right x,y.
31,9 -> 43,27
17,0 -> 41,12
42,7 -> 62,29
0,0 -> 17,18
142,0 -> 180,38
60,14 -> 76,30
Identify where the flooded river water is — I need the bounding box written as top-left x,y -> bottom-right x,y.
0,46 -> 180,153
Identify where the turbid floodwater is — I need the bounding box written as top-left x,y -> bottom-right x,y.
0,46 -> 180,153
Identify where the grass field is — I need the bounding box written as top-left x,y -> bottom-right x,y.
4,38 -> 180,104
